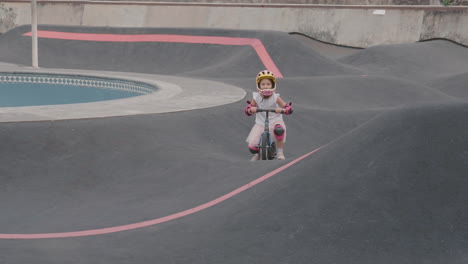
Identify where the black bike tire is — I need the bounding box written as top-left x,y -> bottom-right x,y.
261,133 -> 268,160
268,141 -> 277,160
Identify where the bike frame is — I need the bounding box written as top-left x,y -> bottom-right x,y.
256,109 -> 279,160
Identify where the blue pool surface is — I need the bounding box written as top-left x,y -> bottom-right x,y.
0,73 -> 158,107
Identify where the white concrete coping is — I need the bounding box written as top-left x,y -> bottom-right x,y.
0,65 -> 246,122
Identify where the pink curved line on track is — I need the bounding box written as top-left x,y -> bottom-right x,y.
23,31 -> 283,78
0,147 -> 320,239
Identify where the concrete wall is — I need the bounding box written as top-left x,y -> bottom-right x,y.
421,9 -> 468,43
1,1 -> 467,47
89,0 -> 442,4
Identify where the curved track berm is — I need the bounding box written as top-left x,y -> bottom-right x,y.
0,25 -> 467,264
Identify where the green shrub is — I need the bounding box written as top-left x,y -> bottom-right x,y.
440,0 -> 462,5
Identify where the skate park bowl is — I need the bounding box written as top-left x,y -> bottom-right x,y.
0,67 -> 246,122
0,23 -> 467,264
0,72 -> 158,107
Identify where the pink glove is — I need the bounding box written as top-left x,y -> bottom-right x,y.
284,102 -> 293,115
244,100 -> 253,116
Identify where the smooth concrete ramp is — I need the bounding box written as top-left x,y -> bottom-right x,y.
0,25 -> 467,264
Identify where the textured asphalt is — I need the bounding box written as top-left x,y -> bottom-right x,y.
0,25 -> 467,264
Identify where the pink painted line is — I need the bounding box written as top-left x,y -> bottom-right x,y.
23,31 -> 283,78
0,147 -> 321,239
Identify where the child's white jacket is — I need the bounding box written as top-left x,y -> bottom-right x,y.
253,92 -> 283,125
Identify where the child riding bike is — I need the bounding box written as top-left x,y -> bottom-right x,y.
244,70 -> 293,161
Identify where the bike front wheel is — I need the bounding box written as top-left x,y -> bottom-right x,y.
268,141 -> 277,160
260,133 -> 269,160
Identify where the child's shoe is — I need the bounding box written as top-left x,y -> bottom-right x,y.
276,152 -> 285,160
250,153 -> 259,161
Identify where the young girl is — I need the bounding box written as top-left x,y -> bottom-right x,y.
244,70 -> 293,160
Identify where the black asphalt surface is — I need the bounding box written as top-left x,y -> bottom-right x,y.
0,25 -> 467,264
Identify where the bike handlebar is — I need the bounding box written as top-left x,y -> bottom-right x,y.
256,109 -> 285,114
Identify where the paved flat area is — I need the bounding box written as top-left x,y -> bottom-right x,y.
0,25 -> 467,264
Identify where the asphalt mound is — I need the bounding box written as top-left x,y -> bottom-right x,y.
290,32 -> 362,60
339,40 -> 468,82
192,102 -> 468,264
429,72 -> 468,99
0,25 -> 467,264
275,75 -> 453,110
133,102 -> 468,264
0,25 -> 361,78
0,101 -> 375,233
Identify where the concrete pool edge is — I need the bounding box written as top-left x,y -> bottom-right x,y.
0,65 -> 246,122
